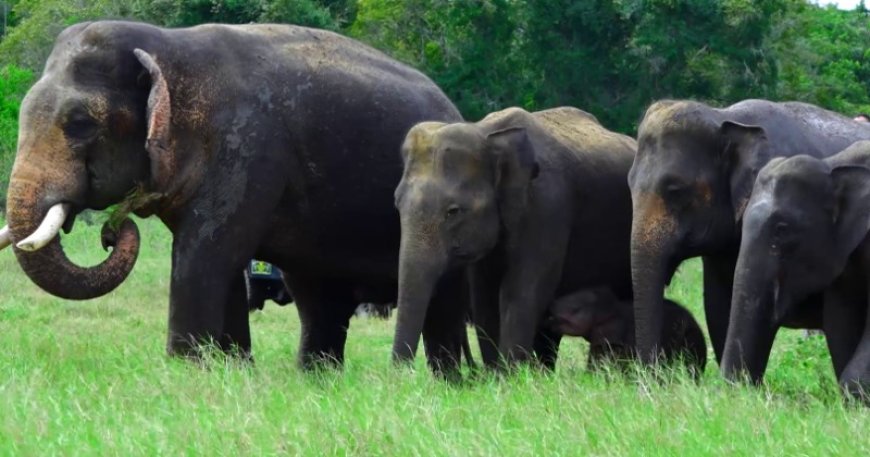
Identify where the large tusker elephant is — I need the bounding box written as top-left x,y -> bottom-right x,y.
391,107 -> 636,368
723,142 -> 870,398
1,21 -> 467,370
629,99 -> 870,367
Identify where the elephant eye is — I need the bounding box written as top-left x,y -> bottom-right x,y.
773,221 -> 789,237
64,116 -> 99,142
445,204 -> 462,219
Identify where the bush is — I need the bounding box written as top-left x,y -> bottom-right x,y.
0,64 -> 33,213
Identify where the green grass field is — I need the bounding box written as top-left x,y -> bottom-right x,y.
1,215 -> 868,455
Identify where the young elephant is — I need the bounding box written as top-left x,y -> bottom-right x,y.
391,107 -> 636,369
549,288 -> 707,375
723,140 -> 870,400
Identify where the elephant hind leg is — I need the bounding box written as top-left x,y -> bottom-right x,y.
286,275 -> 357,370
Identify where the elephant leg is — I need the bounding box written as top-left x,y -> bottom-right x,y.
284,274 -> 357,369
468,255 -> 502,368
166,237 -> 257,359
167,221 -> 259,357
823,278 -> 866,378
533,326 -> 562,371
703,254 -> 737,365
838,298 -> 870,401
423,270 -> 468,377
220,274 -> 252,358
498,227 -> 567,366
498,263 -> 563,366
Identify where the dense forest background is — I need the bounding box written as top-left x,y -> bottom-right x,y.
0,0 -> 868,205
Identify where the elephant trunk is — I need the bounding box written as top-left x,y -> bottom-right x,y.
721,235 -> 777,384
6,178 -> 140,300
391,227 -> 447,364
630,239 -> 669,365
630,196 -> 678,365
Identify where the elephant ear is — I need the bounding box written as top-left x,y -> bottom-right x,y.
720,120 -> 768,222
133,49 -> 173,192
487,127 -> 540,231
830,165 -> 870,259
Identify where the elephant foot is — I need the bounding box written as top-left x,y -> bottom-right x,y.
840,377 -> 870,406
166,336 -> 253,365
297,350 -> 345,371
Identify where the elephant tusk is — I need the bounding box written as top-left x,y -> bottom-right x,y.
0,225 -> 11,250
16,203 -> 70,252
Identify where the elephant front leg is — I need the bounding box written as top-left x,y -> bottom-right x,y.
703,254 -> 737,365
498,259 -> 564,367
422,270 -> 469,378
497,222 -> 567,367
468,255 -> 503,368
166,244 -> 255,359
221,274 -> 252,358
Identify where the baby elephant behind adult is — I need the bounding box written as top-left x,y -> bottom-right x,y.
392,107 -> 636,367
549,287 -> 707,376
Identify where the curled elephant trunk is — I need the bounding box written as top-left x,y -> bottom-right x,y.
7,181 -> 140,300
721,237 -> 777,384
391,235 -> 448,364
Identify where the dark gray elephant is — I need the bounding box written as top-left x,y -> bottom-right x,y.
1,21 -> 468,371
549,287 -> 706,376
722,141 -> 870,399
391,107 -> 636,368
628,99 -> 870,367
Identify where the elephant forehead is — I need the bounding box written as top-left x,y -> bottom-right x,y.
762,159 -> 831,198
406,145 -> 490,182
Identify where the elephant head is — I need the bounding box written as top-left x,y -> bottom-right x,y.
548,287 -> 626,345
391,121 -> 539,362
1,22 -> 178,299
721,148 -> 870,382
628,100 -> 769,363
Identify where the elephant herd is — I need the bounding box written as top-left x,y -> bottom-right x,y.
2,21 -> 870,401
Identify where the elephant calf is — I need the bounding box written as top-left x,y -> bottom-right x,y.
722,140 -> 870,401
548,287 -> 707,376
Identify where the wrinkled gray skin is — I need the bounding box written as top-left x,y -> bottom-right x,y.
548,287 -> 707,376
629,99 -> 870,368
4,21 -> 467,371
723,141 -> 870,400
392,107 -> 636,368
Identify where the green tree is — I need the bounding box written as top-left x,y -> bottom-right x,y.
0,63 -> 32,210
772,1 -> 870,115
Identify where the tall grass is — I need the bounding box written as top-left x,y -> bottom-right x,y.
0,215 -> 867,455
